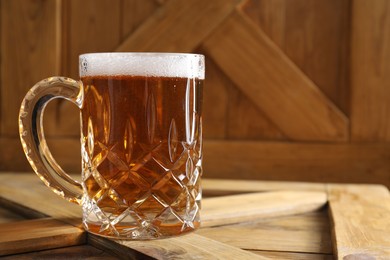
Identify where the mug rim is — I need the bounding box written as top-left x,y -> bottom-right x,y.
79,52 -> 204,59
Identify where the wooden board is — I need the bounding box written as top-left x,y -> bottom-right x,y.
0,0 -> 61,136
202,9 -> 348,142
0,218 -> 85,256
242,0 -> 350,114
116,0 -> 241,52
0,173 -> 389,259
198,211 -> 332,254
350,0 -> 390,141
327,184 -> 390,259
2,138 -> 390,188
0,174 -> 326,228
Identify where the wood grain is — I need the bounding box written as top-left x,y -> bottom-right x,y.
327,184 -> 390,259
121,0 -> 161,40
0,174 -> 326,228
198,211 -> 332,254
2,138 -> 390,188
350,0 -> 390,141
203,9 -> 348,141
107,233 -> 268,260
252,250 -> 333,260
0,218 -> 86,256
203,140 -> 390,187
225,78 -> 286,140
0,0 -> 61,136
0,173 -> 81,225
203,178 -> 326,196
1,245 -> 118,260
0,206 -> 25,223
116,0 -> 241,52
202,190 -> 327,227
201,54 -> 229,139
243,0 -> 350,114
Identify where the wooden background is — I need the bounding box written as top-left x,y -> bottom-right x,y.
1,0 -> 389,187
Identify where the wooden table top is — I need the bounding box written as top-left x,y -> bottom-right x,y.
0,173 -> 389,259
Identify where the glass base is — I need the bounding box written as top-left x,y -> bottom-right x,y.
84,220 -> 200,240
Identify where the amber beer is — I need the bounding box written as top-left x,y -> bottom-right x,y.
79,54 -> 204,238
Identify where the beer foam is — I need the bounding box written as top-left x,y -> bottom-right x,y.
79,53 -> 205,79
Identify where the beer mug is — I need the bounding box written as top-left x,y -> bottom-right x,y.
19,53 -> 204,239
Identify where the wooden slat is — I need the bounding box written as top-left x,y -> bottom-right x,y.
42,0 -> 123,139
66,0 -> 122,78
0,174 -> 326,228
203,140 -> 390,187
121,0 -> 161,40
1,245 -> 118,260
0,173 -> 81,225
350,0 -> 390,141
0,0 -> 61,136
202,190 -> 327,227
252,250 -> 333,260
2,138 -> 390,188
92,233 -> 268,260
198,211 -> 332,254
242,0 -> 350,114
225,77 -> 286,140
203,179 -> 326,196
116,0 -> 241,52
203,9 -> 348,142
327,184 -> 390,259
0,218 -> 86,256
202,54 -> 229,138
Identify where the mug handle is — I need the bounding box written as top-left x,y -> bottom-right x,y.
19,77 -> 84,205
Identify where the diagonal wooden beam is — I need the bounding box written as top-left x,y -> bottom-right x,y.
202,9 -> 348,142
116,0 -> 242,52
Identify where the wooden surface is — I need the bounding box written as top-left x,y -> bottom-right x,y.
1,0 -> 390,188
0,173 -> 389,259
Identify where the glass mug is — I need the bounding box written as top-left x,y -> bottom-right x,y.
19,53 -> 204,239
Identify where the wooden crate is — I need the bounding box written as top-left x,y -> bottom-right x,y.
1,0 -> 390,187
0,173 -> 389,259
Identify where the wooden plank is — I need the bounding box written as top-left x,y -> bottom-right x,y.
1,245 -> 118,260
202,190 -> 327,228
242,0 -> 350,115
0,218 -> 86,256
42,0 -> 122,139
203,179 -> 326,196
116,0 -> 241,52
90,233 -> 269,260
202,9 -> 348,141
0,173 -> 81,226
0,137 -> 80,175
65,0 -> 122,78
121,0 -> 161,39
3,138 -> 390,188
252,250 -> 333,260
198,211 -> 332,254
0,0 -> 61,136
327,184 -> 390,259
202,53 -> 229,138
203,140 -> 390,187
0,174 -> 326,228
350,0 -> 390,141
225,77 -> 286,140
